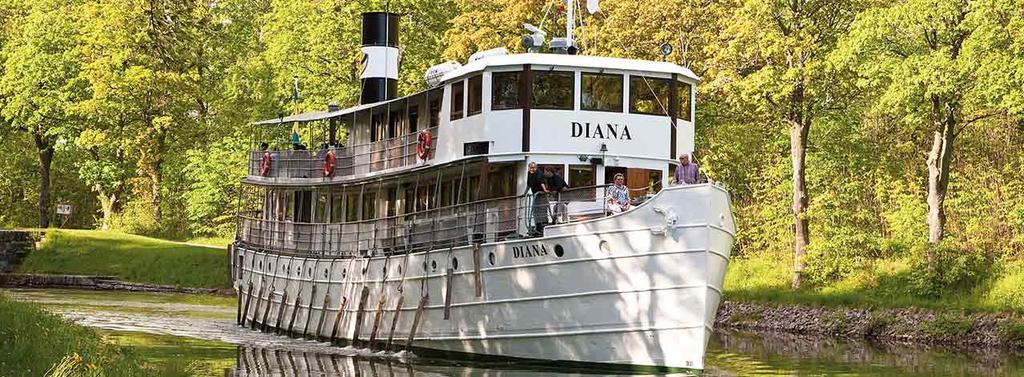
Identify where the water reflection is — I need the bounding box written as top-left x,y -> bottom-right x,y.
7,289 -> 1024,377
706,329 -> 1024,377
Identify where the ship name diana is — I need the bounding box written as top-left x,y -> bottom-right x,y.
512,244 -> 549,258
570,122 -> 632,140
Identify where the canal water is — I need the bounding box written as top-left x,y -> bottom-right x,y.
5,289 -> 1024,376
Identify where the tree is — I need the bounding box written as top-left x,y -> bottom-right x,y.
0,0 -> 86,228
834,0 -> 1023,266
707,0 -> 866,288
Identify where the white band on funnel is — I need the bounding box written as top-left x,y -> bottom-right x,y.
361,46 -> 399,80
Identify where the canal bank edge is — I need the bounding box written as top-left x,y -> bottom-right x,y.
716,301 -> 1024,350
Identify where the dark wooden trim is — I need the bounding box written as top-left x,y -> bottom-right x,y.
669,74 -> 678,159
521,64 -> 533,152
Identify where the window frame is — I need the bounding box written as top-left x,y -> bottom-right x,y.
490,70 -> 522,111
677,80 -> 693,122
629,75 -> 672,116
467,75 -> 483,116
450,80 -> 465,121
531,70 -> 575,110
580,72 -> 624,113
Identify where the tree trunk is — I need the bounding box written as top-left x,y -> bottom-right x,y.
34,133 -> 54,228
789,82 -> 811,289
150,158 -> 162,224
926,97 -> 958,264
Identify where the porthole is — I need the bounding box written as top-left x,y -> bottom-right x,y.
398,265 -> 403,275
431,260 -> 437,272
269,263 -> 273,271
488,252 -> 496,266
452,258 -> 459,270
554,244 -> 565,258
308,267 -> 312,277
324,269 -> 329,278
259,261 -> 263,270
599,240 -> 611,254
342,269 -> 347,278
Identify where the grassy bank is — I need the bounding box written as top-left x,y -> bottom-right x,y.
16,229 -> 229,289
0,294 -> 195,377
724,256 -> 1024,314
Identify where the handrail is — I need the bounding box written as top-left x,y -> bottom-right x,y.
249,127 -> 438,180
235,184 -> 618,258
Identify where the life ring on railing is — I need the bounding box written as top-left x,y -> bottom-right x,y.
259,152 -> 272,176
323,149 -> 336,177
417,129 -> 432,160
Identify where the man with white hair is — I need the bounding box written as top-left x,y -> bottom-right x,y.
673,152 -> 700,185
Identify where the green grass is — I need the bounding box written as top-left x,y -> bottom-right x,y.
724,256 -> 1024,314
16,229 -> 230,289
0,294 -> 196,377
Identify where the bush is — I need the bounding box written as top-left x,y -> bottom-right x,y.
985,261 -> 1024,312
907,243 -> 991,297
801,230 -> 880,286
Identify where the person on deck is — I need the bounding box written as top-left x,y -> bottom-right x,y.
673,152 -> 700,185
606,173 -> 631,213
544,167 -> 569,223
527,162 -> 548,234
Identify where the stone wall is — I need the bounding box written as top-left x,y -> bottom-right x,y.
0,230 -> 39,273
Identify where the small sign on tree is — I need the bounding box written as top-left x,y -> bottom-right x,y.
56,203 -> 73,216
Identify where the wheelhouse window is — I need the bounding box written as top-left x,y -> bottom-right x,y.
677,81 -> 692,122
468,75 -> 483,115
629,76 -> 671,115
532,71 -> 574,110
450,81 -> 464,120
581,73 -> 623,112
491,71 -> 520,110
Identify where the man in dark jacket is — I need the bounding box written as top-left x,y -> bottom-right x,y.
527,162 -> 548,234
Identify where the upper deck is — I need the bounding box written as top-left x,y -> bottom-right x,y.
247,53 -> 698,186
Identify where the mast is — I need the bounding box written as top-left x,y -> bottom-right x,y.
565,0 -> 574,48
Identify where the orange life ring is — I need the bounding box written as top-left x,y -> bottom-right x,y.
417,130 -> 432,160
323,150 -> 336,177
259,152 -> 272,176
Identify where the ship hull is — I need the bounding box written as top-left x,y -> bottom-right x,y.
231,183 -> 734,371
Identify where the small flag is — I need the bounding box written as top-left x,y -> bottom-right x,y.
587,0 -> 599,13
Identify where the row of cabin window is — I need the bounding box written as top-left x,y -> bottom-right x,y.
449,72 -> 693,120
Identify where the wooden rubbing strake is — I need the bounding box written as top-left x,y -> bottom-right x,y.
274,291 -> 289,335
240,282 -> 254,326
287,295 -> 302,337
351,286 -> 371,347
249,282 -> 265,329
259,286 -> 274,332
385,295 -> 404,351
473,244 -> 483,297
329,295 -> 349,344
405,295 -> 429,351
302,285 -> 317,339
315,294 -> 330,341
443,267 -> 453,320
368,294 -> 386,349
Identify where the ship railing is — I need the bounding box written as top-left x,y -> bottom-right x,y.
235,184 -> 629,258
248,127 -> 438,180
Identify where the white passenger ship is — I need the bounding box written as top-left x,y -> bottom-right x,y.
231,6 -> 734,372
